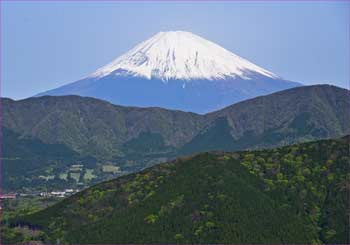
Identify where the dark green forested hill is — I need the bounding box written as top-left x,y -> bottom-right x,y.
2,85 -> 350,192
8,136 -> 349,244
4,85 -> 350,161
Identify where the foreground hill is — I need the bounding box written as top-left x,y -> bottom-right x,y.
9,136 -> 349,244
2,85 -> 349,191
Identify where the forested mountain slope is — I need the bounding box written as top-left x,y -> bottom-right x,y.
3,85 -> 349,192
9,136 -> 349,244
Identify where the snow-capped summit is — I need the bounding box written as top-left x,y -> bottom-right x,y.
91,31 -> 278,81
37,31 -> 301,113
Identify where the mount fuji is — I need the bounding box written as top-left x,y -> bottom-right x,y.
37,31 -> 301,113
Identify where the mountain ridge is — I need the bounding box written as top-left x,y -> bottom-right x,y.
3,85 -> 349,173
5,85 -> 350,152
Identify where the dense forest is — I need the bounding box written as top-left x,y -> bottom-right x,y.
5,135 -> 349,244
3,85 -> 350,193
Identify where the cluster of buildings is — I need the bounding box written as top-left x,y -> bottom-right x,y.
39,189 -> 78,198
0,193 -> 17,199
0,190 -> 80,210
0,194 -> 17,210
0,188 -> 80,200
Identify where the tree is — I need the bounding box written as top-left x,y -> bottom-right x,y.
174,233 -> 184,240
206,221 -> 216,229
144,214 -> 158,224
324,229 -> 337,240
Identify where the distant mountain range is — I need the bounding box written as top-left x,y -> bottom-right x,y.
3,85 -> 350,191
11,135 -> 349,244
37,31 -> 301,113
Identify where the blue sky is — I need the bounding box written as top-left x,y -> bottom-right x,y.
1,1 -> 349,99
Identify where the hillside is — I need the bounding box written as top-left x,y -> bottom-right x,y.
183,84 -> 350,152
2,128 -> 80,191
1,128 -> 106,192
2,85 -> 349,192
8,136 -> 349,244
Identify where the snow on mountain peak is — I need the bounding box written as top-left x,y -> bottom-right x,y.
90,31 -> 278,81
